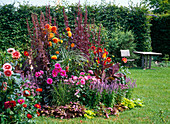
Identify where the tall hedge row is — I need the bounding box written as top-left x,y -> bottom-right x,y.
151,14 -> 170,56
0,3 -> 152,53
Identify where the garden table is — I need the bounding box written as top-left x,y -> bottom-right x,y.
133,51 -> 162,69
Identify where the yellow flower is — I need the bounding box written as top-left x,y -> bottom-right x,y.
112,55 -> 115,57
60,40 -> 63,43
51,55 -> 57,60
87,60 -> 89,63
49,41 -> 52,46
71,43 -> 75,48
67,31 -> 72,37
48,33 -> 54,39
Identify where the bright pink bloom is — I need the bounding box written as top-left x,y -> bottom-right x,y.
52,69 -> 58,77
40,70 -> 44,75
74,89 -> 80,96
72,76 -> 78,81
81,79 -> 85,85
87,75 -> 92,79
88,70 -> 93,75
12,51 -> 21,59
80,72 -> 85,75
17,99 -> 25,104
55,67 -> 62,72
47,78 -> 53,84
35,72 -> 41,77
60,70 -> 66,77
3,63 -> 12,71
55,63 -> 61,68
79,76 -> 84,79
4,70 -> 12,77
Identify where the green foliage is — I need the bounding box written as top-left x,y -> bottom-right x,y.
100,90 -> 115,107
51,81 -> 75,106
142,0 -> 170,14
106,27 -> 138,62
151,14 -> 170,56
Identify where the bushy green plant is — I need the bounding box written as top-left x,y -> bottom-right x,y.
106,27 -> 138,62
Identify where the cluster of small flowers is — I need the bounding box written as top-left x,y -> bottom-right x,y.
46,63 -> 67,84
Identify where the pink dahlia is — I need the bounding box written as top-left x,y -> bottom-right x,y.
17,99 -> 25,104
52,69 -> 58,77
47,78 -> 53,84
60,70 -> 66,77
81,79 -> 85,85
80,72 -> 85,75
88,70 -> 93,75
55,63 -> 61,68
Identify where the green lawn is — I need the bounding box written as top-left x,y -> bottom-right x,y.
34,67 -> 170,124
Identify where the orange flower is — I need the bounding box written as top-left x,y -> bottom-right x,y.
66,27 -> 71,31
45,24 -> 50,29
52,37 -> 59,43
48,33 -> 54,39
49,41 -> 52,46
122,57 -> 127,63
67,31 -> 72,37
51,55 -> 57,60
51,26 -> 57,33
56,51 -> 59,54
102,53 -> 107,59
36,88 -> 42,92
71,43 -> 75,48
103,60 -> 107,65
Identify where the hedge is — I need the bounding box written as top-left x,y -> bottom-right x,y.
0,3 -> 152,56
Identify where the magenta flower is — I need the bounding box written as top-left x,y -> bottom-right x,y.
35,72 -> 41,77
47,78 -> 53,84
55,63 -> 61,68
60,70 -> 67,77
80,72 -> 85,75
40,70 -> 44,75
18,99 -> 25,104
81,79 -> 85,85
55,67 -> 62,73
52,69 -> 58,77
88,70 -> 93,74
87,75 -> 92,79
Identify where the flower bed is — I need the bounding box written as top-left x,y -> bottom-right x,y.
0,5 -> 143,123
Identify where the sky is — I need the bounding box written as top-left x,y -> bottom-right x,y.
0,0 -> 142,7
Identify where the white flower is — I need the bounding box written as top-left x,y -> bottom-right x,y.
7,48 -> 15,54
3,63 -> 12,71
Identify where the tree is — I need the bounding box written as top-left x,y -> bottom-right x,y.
142,0 -> 170,14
